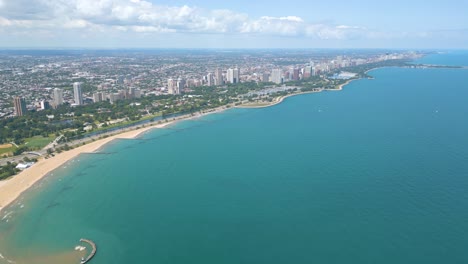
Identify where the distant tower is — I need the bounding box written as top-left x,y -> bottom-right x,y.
207,73 -> 214,86
40,100 -> 50,110
73,82 -> 83,105
215,68 -> 223,86
177,78 -> 185,94
271,69 -> 283,84
233,67 -> 240,84
93,92 -> 103,103
227,68 -> 234,84
168,78 -> 179,95
13,96 -> 27,116
293,68 -> 300,81
53,88 -> 63,108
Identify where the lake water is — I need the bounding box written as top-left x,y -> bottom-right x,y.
1,52 -> 468,264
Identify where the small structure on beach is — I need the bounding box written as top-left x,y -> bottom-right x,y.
15,162 -> 35,170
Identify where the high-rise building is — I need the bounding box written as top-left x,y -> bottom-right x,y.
303,66 -> 312,78
226,68 -> 234,84
215,68 -> 223,86
207,73 -> 214,86
109,93 -> 121,104
53,88 -> 63,108
177,78 -> 185,93
271,69 -> 283,84
226,67 -> 240,84
73,82 -> 83,105
13,97 -> 27,116
262,73 -> 270,82
168,78 -> 181,94
40,100 -> 50,110
293,68 -> 300,81
233,67 -> 240,84
93,92 -> 103,103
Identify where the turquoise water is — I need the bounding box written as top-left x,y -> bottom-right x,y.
415,50 -> 468,66
1,54 -> 468,263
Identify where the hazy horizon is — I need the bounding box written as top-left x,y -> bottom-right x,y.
0,0 -> 467,49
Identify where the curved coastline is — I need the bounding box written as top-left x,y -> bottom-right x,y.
0,69 -> 377,214
0,107 -> 228,214
238,75 -> 364,109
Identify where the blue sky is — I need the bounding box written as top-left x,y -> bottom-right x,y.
0,0 -> 466,49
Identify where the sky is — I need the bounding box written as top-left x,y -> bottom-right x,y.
0,0 -> 467,49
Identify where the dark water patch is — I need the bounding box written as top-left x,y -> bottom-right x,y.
62,186 -> 73,192
73,172 -> 87,178
46,202 -> 60,209
84,164 -> 96,170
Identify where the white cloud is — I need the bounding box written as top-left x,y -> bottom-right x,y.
0,0 -> 375,40
0,16 -> 10,26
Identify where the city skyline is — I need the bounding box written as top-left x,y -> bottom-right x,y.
0,0 -> 467,49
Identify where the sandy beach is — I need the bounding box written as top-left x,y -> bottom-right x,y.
0,106 -> 229,214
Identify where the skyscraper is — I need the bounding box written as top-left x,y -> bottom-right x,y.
40,100 -> 50,110
177,78 -> 185,93
53,88 -> 63,108
73,82 -> 83,105
293,68 -> 300,81
93,92 -> 103,103
168,78 -> 180,94
215,68 -> 223,86
227,68 -> 234,84
226,67 -> 240,84
233,67 -> 240,84
13,96 -> 27,116
271,69 -> 283,84
207,73 -> 214,86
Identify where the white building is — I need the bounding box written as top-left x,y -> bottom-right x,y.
233,67 -> 239,84
215,68 -> 223,86
226,67 -> 239,84
207,73 -> 214,86
177,78 -> 185,93
271,69 -> 283,84
53,88 -> 63,108
73,82 -> 83,105
168,78 -> 182,95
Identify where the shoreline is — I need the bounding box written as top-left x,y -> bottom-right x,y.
0,106 -> 229,214
237,89 -> 324,109
0,72 -> 370,214
238,74 -> 366,109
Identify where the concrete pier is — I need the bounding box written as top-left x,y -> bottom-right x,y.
79,238 -> 97,264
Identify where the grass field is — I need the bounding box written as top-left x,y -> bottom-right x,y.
24,136 -> 55,150
0,144 -> 15,156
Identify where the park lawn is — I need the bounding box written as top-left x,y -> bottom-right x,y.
0,144 -> 15,156
24,135 -> 55,150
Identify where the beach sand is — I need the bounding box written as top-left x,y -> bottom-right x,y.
0,123 -> 168,213
0,105 -> 232,214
